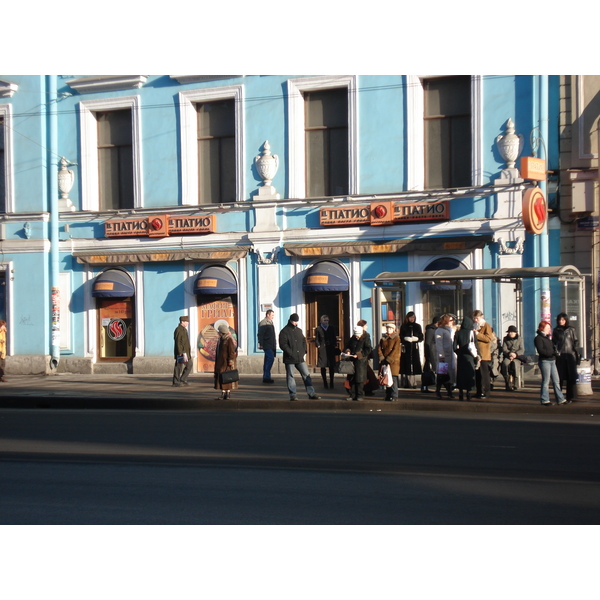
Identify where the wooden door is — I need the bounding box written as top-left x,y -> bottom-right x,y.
305,291 -> 347,367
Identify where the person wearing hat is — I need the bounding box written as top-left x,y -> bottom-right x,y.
500,325 -> 524,391
378,322 -> 400,401
173,315 -> 192,387
343,325 -> 373,401
278,313 -> 321,401
214,322 -> 238,400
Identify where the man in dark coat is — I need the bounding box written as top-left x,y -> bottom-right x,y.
553,312 -> 579,402
257,309 -> 276,384
173,315 -> 192,387
278,313 -> 321,401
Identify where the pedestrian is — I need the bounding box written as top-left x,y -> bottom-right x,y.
553,312 -> 579,402
343,325 -> 373,401
534,320 -> 568,405
472,310 -> 496,399
0,320 -> 7,382
500,325 -> 525,391
399,311 -> 423,388
173,315 -> 192,387
214,322 -> 238,400
453,316 -> 478,401
434,313 -> 456,399
378,322 -> 401,401
278,313 -> 321,401
257,309 -> 276,384
357,319 -> 378,395
422,316 -> 439,393
315,314 -> 338,389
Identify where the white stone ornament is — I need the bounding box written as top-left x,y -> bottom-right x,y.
496,118 -> 524,169
255,140 -> 279,187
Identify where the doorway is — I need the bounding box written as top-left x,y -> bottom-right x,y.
305,291 -> 348,367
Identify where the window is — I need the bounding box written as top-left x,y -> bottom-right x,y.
0,116 -> 5,213
196,99 -> 235,204
423,76 -> 472,189
287,76 -> 358,199
0,104 -> 14,213
304,88 -> 348,197
79,96 -> 142,211
178,85 -> 244,206
97,110 -> 134,210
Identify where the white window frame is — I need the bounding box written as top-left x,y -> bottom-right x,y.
287,76 -> 358,199
78,95 -> 143,211
406,75 -> 483,190
0,104 -> 15,212
178,85 -> 245,205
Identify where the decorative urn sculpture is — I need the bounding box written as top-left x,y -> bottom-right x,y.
496,118 -> 523,169
255,140 -> 279,187
57,157 -> 75,200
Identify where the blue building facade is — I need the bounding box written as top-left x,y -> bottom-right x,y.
0,74 -> 576,376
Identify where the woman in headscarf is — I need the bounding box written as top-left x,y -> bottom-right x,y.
343,325 -> 373,401
434,313 -> 456,399
378,322 -> 401,401
315,314 -> 338,389
214,323 -> 238,400
453,315 -> 478,401
399,311 -> 424,388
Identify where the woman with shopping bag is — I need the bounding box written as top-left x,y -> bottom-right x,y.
378,322 -> 401,401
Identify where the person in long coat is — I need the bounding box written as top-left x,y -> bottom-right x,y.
315,314 -> 338,389
357,319 -> 379,395
500,325 -> 525,390
553,312 -> 579,402
422,316 -> 439,393
434,313 -> 456,398
214,323 -> 238,400
378,322 -> 401,401
344,325 -> 373,401
453,316 -> 478,401
399,311 -> 424,388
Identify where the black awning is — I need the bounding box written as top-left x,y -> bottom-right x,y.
92,268 -> 135,298
303,261 -> 349,292
194,266 -> 238,295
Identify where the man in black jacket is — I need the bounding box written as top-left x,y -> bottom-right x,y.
278,313 -> 321,401
173,315 -> 192,387
257,309 -> 276,383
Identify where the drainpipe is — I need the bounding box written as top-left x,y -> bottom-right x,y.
538,75 -> 551,323
47,75 -> 60,370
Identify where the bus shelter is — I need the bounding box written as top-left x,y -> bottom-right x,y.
366,265 -> 587,357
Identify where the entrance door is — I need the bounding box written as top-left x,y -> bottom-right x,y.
97,298 -> 134,361
305,291 -> 348,367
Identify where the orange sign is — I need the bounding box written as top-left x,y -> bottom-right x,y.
522,187 -> 547,234
520,156 -> 547,181
320,201 -> 449,227
105,215 -> 216,238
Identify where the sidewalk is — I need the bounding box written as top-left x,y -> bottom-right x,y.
1,372 -> 600,415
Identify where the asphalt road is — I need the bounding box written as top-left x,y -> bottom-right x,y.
1,409 -> 599,524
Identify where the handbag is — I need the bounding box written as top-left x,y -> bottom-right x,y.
437,361 -> 449,375
219,369 -> 239,385
421,370 -> 436,386
337,359 -> 355,375
467,332 -> 478,358
378,364 -> 393,387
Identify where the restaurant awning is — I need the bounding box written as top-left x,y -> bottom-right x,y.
75,246 -> 251,265
194,266 -> 238,295
92,268 -> 135,298
303,261 -> 349,292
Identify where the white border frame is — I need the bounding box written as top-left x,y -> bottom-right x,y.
287,76 -> 358,199
178,85 -> 245,205
78,95 -> 144,211
0,104 -> 15,212
406,75 -> 483,190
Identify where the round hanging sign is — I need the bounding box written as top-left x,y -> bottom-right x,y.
522,187 -> 547,235
107,318 -> 127,341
